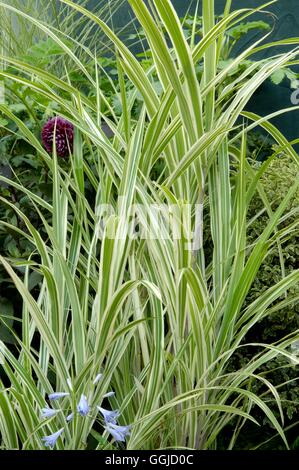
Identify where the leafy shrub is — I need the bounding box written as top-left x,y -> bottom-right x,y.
247,153 -> 299,340
224,153 -> 299,448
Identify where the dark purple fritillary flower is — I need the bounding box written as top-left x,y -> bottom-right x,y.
41,117 -> 74,158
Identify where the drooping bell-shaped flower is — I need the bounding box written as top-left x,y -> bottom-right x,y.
41,407 -> 59,419
66,412 -> 74,422
77,394 -> 90,417
103,391 -> 115,398
93,373 -> 103,385
48,392 -> 70,401
97,406 -> 120,425
105,423 -> 130,442
42,428 -> 64,448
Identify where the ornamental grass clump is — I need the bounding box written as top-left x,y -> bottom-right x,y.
0,0 -> 299,450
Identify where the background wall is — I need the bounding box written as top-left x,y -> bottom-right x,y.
104,0 -> 299,146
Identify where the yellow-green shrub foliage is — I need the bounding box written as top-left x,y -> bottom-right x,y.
243,154 -> 299,433
220,155 -> 299,449
247,154 -> 299,342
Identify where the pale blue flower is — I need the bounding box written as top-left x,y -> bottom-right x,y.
103,391 -> 115,398
66,412 -> 74,422
42,428 -> 64,448
93,373 -> 103,385
105,423 -> 130,442
41,407 -> 59,419
77,394 -> 89,416
97,406 -> 119,425
48,392 -> 69,401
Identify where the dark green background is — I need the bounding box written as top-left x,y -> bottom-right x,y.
105,0 -> 299,145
